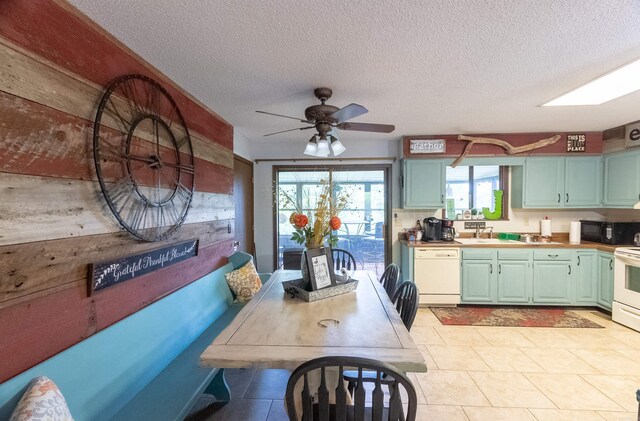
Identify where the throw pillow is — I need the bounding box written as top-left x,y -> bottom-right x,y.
224,260 -> 262,303
10,376 -> 74,421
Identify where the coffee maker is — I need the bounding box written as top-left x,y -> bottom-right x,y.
441,219 -> 456,241
423,217 -> 443,242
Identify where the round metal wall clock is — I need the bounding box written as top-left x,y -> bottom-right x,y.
93,74 -> 195,242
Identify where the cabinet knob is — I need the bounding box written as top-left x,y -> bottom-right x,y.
566,193 -> 569,203
577,256 -> 581,266
568,265 -> 571,275
610,260 -> 613,271
498,264 -> 502,274
490,263 -> 493,274
557,193 -> 561,203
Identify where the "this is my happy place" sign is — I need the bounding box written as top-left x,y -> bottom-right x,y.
90,239 -> 199,293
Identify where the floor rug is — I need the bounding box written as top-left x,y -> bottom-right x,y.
430,306 -> 604,328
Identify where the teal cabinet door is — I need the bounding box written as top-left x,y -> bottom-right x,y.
462,260 -> 496,303
575,251 -> 597,304
524,158 -> 565,207
604,150 -> 640,207
497,260 -> 530,303
532,261 -> 572,304
597,253 -> 614,310
403,160 -> 445,208
565,157 -> 602,207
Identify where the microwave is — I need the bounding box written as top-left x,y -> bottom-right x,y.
580,220 -> 640,245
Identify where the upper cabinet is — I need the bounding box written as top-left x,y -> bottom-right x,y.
603,149 -> 640,207
512,156 -> 602,208
402,160 -> 445,208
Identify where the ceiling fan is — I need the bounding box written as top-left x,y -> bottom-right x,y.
256,87 -> 395,156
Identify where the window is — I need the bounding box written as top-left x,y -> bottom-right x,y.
445,166 -> 507,219
274,167 -> 390,277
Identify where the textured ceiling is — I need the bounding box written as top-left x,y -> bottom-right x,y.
68,0 -> 640,146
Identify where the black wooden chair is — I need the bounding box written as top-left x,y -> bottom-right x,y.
379,263 -> 400,298
391,281 -> 419,332
343,281 -> 419,397
331,248 -> 357,272
285,356 -> 417,421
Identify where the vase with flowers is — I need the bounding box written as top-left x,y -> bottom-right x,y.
280,178 -> 349,286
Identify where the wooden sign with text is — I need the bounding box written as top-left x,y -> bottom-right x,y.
90,239 -> 199,293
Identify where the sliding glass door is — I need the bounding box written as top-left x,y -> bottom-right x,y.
274,165 -> 390,278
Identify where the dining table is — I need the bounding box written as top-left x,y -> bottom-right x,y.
199,269 -> 427,405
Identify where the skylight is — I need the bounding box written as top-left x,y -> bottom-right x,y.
543,57 -> 640,106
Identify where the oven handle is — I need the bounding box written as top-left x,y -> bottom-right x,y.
615,254 -> 640,266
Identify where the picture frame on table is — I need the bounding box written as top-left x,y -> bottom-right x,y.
305,247 -> 336,291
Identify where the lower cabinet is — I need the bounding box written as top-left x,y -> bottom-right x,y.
532,260 -> 572,304
461,260 -> 495,302
575,251 -> 597,303
597,252 -> 614,310
497,260 -> 530,303
460,248 -> 609,308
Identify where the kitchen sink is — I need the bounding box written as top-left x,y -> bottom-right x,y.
455,238 -> 521,245
455,238 -> 562,246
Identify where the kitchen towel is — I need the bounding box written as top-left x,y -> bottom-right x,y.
540,218 -> 552,237
570,221 -> 581,244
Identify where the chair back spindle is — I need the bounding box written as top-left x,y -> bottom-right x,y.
331,248 -> 357,272
286,356 -> 417,421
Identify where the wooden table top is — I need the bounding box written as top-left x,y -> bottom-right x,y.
200,270 -> 427,372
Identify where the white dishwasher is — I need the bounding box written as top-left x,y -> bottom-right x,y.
413,247 -> 460,305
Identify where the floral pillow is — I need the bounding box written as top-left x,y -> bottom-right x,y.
224,260 -> 262,303
10,376 -> 74,421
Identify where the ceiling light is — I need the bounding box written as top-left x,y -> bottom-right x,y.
316,136 -> 330,157
303,135 -> 318,156
543,57 -> 640,106
330,135 -> 346,156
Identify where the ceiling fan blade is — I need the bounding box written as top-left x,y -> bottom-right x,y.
336,122 -> 395,133
327,103 -> 368,123
256,110 -> 310,123
263,126 -> 315,137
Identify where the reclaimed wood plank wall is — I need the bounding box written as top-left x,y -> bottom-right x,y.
0,0 -> 235,382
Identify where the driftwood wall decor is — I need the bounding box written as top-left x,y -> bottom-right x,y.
451,134 -> 562,167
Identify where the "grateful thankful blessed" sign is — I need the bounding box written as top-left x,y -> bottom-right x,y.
89,239 -> 199,293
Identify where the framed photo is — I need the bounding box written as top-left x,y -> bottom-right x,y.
305,247 -> 336,290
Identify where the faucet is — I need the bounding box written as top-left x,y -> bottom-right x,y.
475,226 -> 494,238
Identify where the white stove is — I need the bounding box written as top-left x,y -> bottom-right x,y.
613,247 -> 640,332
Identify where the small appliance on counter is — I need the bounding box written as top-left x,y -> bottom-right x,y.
423,217 -> 443,242
441,219 -> 456,241
580,220 -> 640,245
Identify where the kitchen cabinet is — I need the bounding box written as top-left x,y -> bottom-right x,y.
532,250 -> 572,304
497,260 -> 530,303
512,156 -> 602,208
402,160 -> 445,208
574,250 -> 597,304
532,260 -> 572,304
461,259 -> 495,303
603,149 -> 640,207
597,252 -> 614,310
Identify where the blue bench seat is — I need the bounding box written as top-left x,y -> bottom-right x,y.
0,251 -> 270,421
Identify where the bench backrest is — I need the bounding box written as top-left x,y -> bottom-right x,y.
0,263 -> 235,421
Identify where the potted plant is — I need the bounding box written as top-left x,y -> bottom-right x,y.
471,208 -> 478,219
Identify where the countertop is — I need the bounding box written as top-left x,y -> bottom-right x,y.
399,238 -> 624,253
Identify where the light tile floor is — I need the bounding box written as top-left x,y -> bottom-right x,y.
189,308 -> 639,420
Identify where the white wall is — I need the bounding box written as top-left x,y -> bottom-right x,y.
233,130 -> 253,160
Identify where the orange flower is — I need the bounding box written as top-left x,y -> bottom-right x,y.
329,216 -> 341,230
293,213 -> 309,228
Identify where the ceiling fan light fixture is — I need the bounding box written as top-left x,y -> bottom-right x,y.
303,136 -> 318,156
316,137 -> 330,156
330,136 -> 346,156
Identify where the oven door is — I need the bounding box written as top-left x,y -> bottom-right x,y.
614,250 -> 640,306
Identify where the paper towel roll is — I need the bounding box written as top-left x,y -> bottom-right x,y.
540,218 -> 552,237
570,221 -> 581,244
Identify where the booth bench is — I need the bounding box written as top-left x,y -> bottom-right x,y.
0,252 -> 269,421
